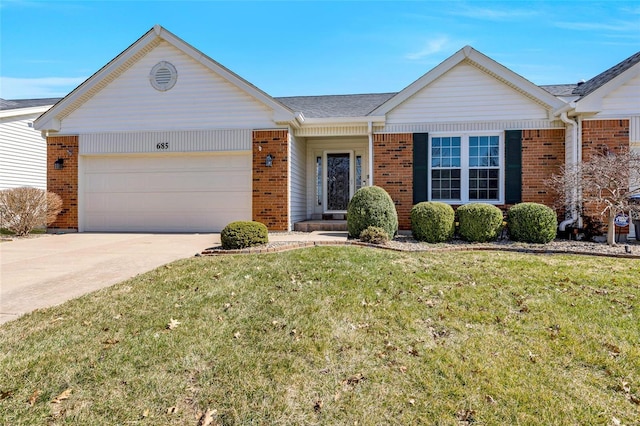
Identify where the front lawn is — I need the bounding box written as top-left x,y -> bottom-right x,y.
1,247 -> 638,425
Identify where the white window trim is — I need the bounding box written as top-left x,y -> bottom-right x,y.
428,132 -> 505,205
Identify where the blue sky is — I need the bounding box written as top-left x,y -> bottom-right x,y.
1,0 -> 639,99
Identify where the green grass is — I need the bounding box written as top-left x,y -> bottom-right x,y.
1,247 -> 639,425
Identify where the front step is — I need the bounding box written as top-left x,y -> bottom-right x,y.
294,220 -> 347,232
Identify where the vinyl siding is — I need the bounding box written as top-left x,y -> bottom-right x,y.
600,74 -> 640,117
61,41 -> 275,133
80,129 -> 252,154
0,112 -> 47,190
386,62 -> 550,124
289,133 -> 307,227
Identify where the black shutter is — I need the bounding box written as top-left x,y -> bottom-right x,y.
505,130 -> 522,204
413,133 -> 429,204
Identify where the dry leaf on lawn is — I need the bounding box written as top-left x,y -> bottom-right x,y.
28,389 -> 40,406
167,318 -> 181,330
51,388 -> 72,404
198,408 -> 217,426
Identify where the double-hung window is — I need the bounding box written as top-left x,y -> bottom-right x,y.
430,133 -> 503,203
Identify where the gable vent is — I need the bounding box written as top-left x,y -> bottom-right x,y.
150,61 -> 177,91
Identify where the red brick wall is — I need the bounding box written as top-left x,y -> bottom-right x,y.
373,133 -> 413,230
47,135 -> 79,230
581,119 -> 630,233
521,129 -> 565,208
582,119 -> 629,159
252,130 -> 289,231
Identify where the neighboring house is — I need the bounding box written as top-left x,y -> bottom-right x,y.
0,98 -> 60,190
34,25 -> 640,238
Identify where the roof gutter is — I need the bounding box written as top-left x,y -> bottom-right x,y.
558,111 -> 580,232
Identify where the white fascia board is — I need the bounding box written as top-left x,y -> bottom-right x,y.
575,63 -> 640,114
0,105 -> 53,119
370,45 -> 565,117
553,101 -> 577,116
157,27 -> 294,119
466,48 -> 566,110
369,49 -> 467,116
35,25 -> 295,131
34,28 -> 160,131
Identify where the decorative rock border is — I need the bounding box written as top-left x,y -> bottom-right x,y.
200,240 -> 640,259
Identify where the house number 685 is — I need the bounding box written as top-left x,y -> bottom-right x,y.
156,142 -> 169,150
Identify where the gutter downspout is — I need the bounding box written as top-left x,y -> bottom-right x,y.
368,121 -> 374,186
559,111 -> 580,231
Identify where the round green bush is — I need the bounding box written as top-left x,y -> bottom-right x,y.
410,201 -> 455,243
457,203 -> 503,242
347,186 -> 398,239
359,226 -> 390,244
220,221 -> 268,249
507,203 -> 558,243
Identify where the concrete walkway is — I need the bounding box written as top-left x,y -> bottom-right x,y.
0,231 -> 347,325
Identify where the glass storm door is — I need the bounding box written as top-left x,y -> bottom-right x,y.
326,153 -> 351,211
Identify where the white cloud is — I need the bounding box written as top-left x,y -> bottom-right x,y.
406,36 -> 450,60
0,76 -> 85,99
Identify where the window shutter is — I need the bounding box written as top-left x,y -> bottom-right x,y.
413,133 -> 429,204
504,130 -> 522,204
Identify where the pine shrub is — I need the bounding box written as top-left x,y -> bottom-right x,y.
410,201 -> 455,243
347,186 -> 398,238
507,203 -> 557,243
220,221 -> 268,249
457,203 -> 503,242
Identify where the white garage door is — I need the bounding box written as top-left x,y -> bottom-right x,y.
82,153 -> 251,232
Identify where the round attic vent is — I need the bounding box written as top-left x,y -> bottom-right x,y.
150,61 -> 177,91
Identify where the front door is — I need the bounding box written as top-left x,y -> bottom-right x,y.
326,152 -> 351,212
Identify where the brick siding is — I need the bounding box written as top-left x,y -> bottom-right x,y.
252,130 -> 289,231
521,129 -> 565,210
581,119 -> 630,234
47,135 -> 79,230
373,133 -> 413,230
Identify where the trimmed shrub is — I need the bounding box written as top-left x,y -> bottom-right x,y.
457,203 -> 503,242
0,187 -> 62,236
507,203 -> 557,243
347,186 -> 398,238
220,221 -> 268,250
410,201 -> 455,243
359,226 -> 390,244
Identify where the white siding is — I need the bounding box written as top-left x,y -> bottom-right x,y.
600,74 -> 640,117
289,133 -> 307,227
631,116 -> 640,143
61,41 -> 275,133
80,129 -> 251,154
0,112 -> 47,190
386,62 -> 550,124
378,120 -> 563,134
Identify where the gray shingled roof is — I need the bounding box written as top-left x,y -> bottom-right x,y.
539,84 -> 579,97
276,93 -> 397,118
0,98 -> 61,110
573,50 -> 640,98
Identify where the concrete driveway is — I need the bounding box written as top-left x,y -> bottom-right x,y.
0,233 -> 216,325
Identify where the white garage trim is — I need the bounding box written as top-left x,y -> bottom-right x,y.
80,129 -> 252,154
79,152 -> 251,232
